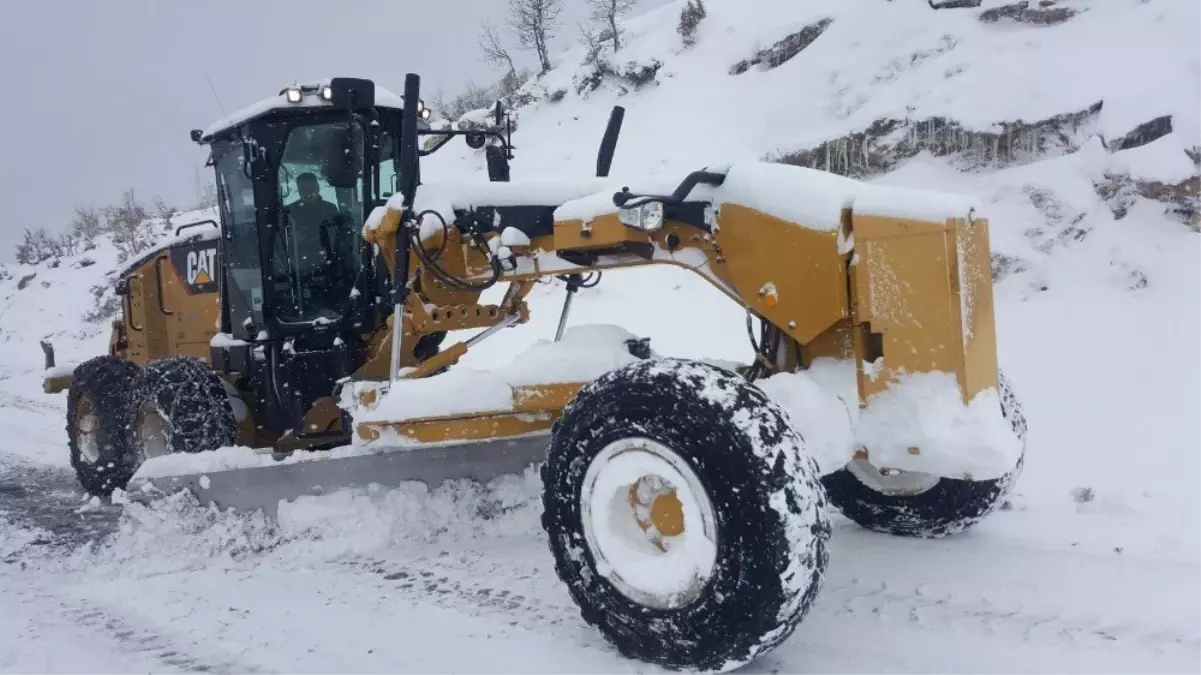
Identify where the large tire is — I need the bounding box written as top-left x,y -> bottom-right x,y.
541,358 -> 831,673
822,371 -> 1028,538
140,356 -> 237,456
66,355 -> 145,497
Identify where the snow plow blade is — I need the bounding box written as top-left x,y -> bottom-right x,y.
125,434 -> 550,518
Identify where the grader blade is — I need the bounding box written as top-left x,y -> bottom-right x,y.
126,434 -> 550,518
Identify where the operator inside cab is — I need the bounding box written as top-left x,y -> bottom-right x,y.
274,170 -> 357,322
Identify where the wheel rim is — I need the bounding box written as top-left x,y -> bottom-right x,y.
580,437 -> 718,610
75,395 -> 101,465
847,457 -> 940,497
135,402 -> 170,459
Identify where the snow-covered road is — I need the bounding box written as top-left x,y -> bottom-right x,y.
3,454 -> 1196,674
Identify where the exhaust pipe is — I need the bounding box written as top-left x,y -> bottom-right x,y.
596,106 -> 624,178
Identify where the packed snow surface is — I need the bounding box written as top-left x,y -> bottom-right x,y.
1,0 -> 1197,672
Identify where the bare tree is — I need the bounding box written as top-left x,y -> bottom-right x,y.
69,206 -> 103,242
507,0 -> 563,74
480,21 -> 519,85
197,182 -> 218,211
104,188 -> 154,262
154,197 -> 178,231
586,0 -> 638,52
579,21 -> 606,65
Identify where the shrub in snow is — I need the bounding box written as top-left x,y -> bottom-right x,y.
84,281 -> 121,323
104,188 -> 156,263
676,0 -> 705,47
574,58 -> 662,95
991,252 -> 1028,282
979,1 -> 1080,26
1095,172 -> 1201,228
13,227 -> 80,265
729,18 -> 833,75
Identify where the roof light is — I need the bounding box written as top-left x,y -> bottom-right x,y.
420,107 -> 432,121
320,85 -> 333,101
284,87 -> 302,103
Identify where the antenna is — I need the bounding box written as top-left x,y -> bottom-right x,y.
204,71 -> 228,116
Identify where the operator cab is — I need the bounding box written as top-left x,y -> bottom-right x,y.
191,78 -> 433,449
192,78 -> 429,342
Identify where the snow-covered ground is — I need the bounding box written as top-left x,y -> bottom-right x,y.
1,0 -> 1198,671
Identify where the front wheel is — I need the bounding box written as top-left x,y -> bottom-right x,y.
66,356 -> 145,497
822,370 -> 1028,538
541,359 -> 831,672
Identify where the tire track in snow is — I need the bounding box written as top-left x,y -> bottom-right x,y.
7,579 -> 271,674
339,551 -> 608,648
815,577 -> 1201,654
0,457 -> 122,556
341,545 -> 1198,664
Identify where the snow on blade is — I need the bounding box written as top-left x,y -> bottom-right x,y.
357,324 -> 643,423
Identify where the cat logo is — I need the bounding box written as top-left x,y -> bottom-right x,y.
187,248 -> 217,286
170,241 -> 219,294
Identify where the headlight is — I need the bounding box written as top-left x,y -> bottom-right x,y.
420,107 -> 432,121
319,85 -> 333,101
618,200 -> 664,233
284,87 -> 303,103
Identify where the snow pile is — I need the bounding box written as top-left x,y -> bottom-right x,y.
273,467 -> 543,557
755,365 -> 857,474
760,359 -> 1022,479
53,466 -> 546,576
130,445 -> 281,480
851,372 -> 1021,480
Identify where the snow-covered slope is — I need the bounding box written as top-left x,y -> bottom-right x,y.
1,0 -> 1198,672
0,208 -> 217,466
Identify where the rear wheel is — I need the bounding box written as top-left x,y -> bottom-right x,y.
822,371 -> 1028,538
66,356 -> 145,497
140,356 -> 238,456
542,359 -> 831,672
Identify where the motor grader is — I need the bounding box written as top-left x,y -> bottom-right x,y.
42,74 -> 1026,672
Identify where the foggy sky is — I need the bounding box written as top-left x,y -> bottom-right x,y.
0,0 -> 668,260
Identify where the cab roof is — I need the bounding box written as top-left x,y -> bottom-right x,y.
197,78 -> 408,143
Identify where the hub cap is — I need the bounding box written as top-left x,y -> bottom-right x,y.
580,437 -> 718,609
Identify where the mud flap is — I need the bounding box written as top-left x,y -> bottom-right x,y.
124,434 -> 551,518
